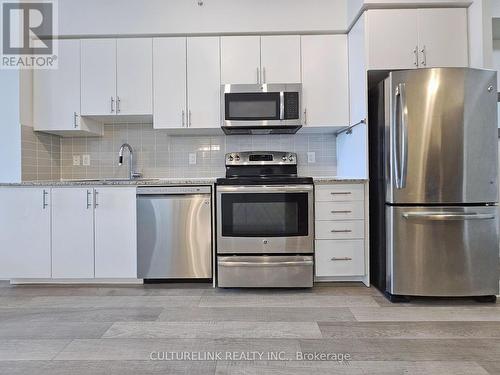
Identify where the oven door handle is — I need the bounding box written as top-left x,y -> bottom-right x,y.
219,260 -> 313,267
216,185 -> 313,193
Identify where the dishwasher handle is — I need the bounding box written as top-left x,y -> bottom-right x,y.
137,186 -> 211,195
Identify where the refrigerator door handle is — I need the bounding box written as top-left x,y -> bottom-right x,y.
393,83 -> 408,189
403,212 -> 495,221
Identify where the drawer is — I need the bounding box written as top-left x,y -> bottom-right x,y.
315,184 -> 364,202
315,240 -> 365,277
315,201 -> 364,221
315,220 -> 364,240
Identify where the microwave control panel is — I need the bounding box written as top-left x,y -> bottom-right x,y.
284,92 -> 299,120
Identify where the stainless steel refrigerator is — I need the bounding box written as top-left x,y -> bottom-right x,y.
368,67 -> 499,302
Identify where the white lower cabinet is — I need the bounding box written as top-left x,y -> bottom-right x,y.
94,187 -> 137,278
314,182 -> 367,282
0,188 -> 51,278
52,188 -> 95,278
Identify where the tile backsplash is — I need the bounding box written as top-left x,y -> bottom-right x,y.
24,123 -> 337,180
21,125 -> 61,181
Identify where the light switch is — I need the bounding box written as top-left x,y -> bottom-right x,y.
307,152 -> 316,163
189,153 -> 197,165
73,155 -> 80,166
82,154 -> 90,166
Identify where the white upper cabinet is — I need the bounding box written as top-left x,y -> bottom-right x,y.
116,38 -> 153,115
301,35 -> 349,127
94,187 -> 137,278
51,187 -> 94,279
187,37 -> 221,128
153,37 -> 187,129
260,36 -> 301,83
417,8 -> 468,68
366,9 -> 419,70
221,36 -> 261,84
81,39 -> 117,116
0,188 -> 51,279
365,8 -> 468,70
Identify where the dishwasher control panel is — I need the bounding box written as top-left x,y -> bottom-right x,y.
137,186 -> 211,195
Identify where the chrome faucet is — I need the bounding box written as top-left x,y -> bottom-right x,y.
118,143 -> 142,180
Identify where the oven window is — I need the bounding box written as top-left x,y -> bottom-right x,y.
225,92 -> 280,120
221,193 -> 309,237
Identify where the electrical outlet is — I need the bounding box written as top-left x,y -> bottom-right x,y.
82,154 -> 90,166
72,155 -> 80,166
189,153 -> 197,165
307,152 -> 316,163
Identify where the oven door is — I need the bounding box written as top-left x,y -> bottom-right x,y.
217,185 -> 314,254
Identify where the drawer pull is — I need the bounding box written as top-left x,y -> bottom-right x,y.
331,210 -> 352,214
330,229 -> 352,233
331,257 -> 352,261
330,192 -> 352,195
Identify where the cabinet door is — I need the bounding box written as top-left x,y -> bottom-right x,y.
81,39 -> 116,116
34,40 -> 80,132
221,36 -> 261,84
366,9 -> 418,70
301,35 -> 349,126
52,188 -> 94,278
260,35 -> 301,83
117,38 -> 153,115
187,37 -> 220,128
0,188 -> 51,278
94,187 -> 137,278
153,37 -> 187,129
417,8 -> 468,68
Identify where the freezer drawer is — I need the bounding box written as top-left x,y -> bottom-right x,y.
217,255 -> 313,288
387,205 -> 499,297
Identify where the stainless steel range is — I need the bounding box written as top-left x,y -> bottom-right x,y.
216,151 -> 314,288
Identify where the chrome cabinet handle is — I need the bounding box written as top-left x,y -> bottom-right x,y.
303,108 -> 307,125
330,192 -> 351,195
257,67 -> 260,84
42,189 -> 49,209
393,83 -> 408,189
331,257 -> 352,261
189,110 -> 192,127
116,96 -> 121,113
86,190 -> 92,209
420,45 -> 427,66
262,67 -> 266,83
331,229 -> 352,233
73,112 -> 78,128
182,110 -> 185,127
94,190 -> 99,208
331,210 -> 352,214
403,212 -> 495,221
110,97 -> 115,113
413,46 -> 418,67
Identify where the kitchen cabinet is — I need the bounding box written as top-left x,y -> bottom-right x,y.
154,37 -> 220,129
94,187 -> 137,278
153,37 -> 187,129
81,38 -> 153,118
365,8 -> 468,70
314,182 -> 368,284
221,35 -> 300,84
260,36 -> 301,83
301,35 -> 349,127
0,188 -> 51,278
221,36 -> 261,84
33,40 -> 102,136
51,187 -> 94,278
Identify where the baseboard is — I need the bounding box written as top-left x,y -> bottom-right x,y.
10,278 -> 144,285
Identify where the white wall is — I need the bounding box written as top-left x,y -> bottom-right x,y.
57,0 -> 347,36
468,0 -> 493,68
0,71 -> 22,183
493,0 -> 500,17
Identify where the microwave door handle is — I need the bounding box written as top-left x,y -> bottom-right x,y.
279,92 -> 285,120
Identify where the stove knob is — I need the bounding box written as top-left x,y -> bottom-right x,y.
288,155 -> 294,162
282,156 -> 287,162
228,155 -> 234,161
235,154 -> 240,161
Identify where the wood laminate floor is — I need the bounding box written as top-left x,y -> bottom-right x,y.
0,281 -> 499,374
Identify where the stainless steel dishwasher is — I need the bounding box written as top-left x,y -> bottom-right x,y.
137,186 -> 212,279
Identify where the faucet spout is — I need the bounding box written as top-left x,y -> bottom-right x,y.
118,143 -> 140,180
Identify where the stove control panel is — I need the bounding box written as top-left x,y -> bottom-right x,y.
225,151 -> 297,166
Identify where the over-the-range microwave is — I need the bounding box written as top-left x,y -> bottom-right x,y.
221,83 -> 302,135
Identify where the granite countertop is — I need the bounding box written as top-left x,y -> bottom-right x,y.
1,176 -> 368,187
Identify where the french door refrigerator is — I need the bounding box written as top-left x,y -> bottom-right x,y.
368,68 -> 499,302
